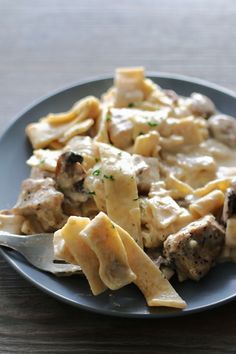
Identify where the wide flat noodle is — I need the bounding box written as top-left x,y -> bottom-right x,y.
56,216 -> 107,295
59,118 -> 94,143
53,228 -> 76,265
115,223 -> 186,308
194,178 -> 232,197
26,120 -> 75,149
81,212 -> 136,290
133,131 -> 160,156
146,195 -> 182,229
189,189 -> 225,217
0,212 -> 25,234
94,106 -> 110,144
114,67 -> 145,107
26,96 -> 101,149
98,143 -> 142,246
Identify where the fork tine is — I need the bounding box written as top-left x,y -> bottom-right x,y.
0,231 -> 83,276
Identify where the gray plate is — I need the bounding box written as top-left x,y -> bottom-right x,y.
0,73 -> 236,318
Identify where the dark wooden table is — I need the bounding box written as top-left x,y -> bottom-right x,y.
0,0 -> 236,352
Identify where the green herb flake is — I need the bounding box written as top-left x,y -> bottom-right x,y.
87,191 -> 96,196
104,174 -> 115,181
93,169 -> 101,176
111,223 -> 115,229
106,113 -> 112,122
95,157 -> 100,163
39,159 -> 45,164
128,102 -> 134,108
133,197 -> 139,201
148,121 -> 158,127
138,132 -> 144,136
118,152 -> 122,157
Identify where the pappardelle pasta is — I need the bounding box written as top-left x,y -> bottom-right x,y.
2,67 -> 236,309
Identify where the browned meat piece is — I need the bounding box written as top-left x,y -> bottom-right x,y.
222,186 -> 236,224
13,178 -> 66,233
55,151 -> 89,207
163,215 -> 225,281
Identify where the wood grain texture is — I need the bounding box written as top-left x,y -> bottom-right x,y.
0,0 -> 236,353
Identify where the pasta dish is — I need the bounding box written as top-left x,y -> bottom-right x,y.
1,67 -> 236,309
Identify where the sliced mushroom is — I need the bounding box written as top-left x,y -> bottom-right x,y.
55,151 -> 89,206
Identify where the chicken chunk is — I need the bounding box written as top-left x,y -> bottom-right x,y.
163,215 -> 225,281
108,113 -> 134,149
188,93 -> 215,118
208,114 -> 236,147
13,178 -> 66,233
132,155 -> 160,194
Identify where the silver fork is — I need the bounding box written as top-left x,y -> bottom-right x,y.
0,231 -> 82,276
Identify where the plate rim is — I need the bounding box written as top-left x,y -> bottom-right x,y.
1,72 -> 236,318
1,247 -> 236,318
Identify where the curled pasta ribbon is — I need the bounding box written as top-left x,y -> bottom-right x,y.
189,189 -> 225,217
26,96 -> 101,149
194,178 -> 232,197
44,96 -> 101,125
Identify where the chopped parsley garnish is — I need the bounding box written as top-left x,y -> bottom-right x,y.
111,223 -> 115,229
95,157 -> 100,163
118,152 -> 122,157
93,169 -> 101,176
39,159 -> 45,164
104,174 -> 115,181
106,112 -> 112,122
133,197 -> 139,201
148,121 -> 158,127
87,191 -> 96,196
128,102 -> 134,108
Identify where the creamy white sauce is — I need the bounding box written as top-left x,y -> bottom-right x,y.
215,146 -> 236,178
